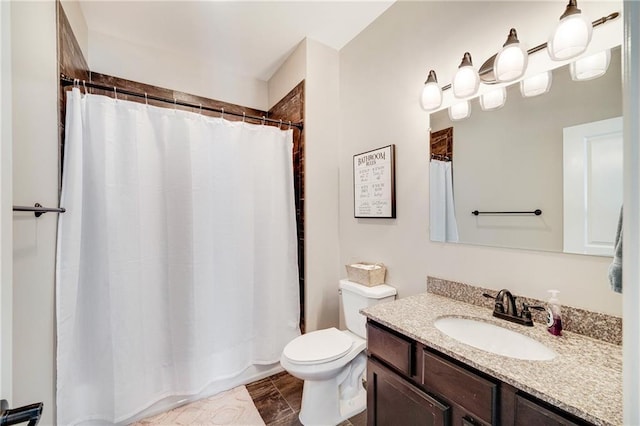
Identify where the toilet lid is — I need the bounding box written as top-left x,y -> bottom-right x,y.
283,327 -> 353,364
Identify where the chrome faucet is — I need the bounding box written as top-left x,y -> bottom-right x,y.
483,290 -> 545,327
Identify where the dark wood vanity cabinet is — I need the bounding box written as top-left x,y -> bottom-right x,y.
366,321 -> 592,426
368,358 -> 450,425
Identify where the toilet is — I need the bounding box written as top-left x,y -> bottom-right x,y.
280,279 -> 396,425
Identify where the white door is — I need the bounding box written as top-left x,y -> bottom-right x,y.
563,116 -> 623,256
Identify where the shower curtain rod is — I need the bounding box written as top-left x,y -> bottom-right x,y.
60,74 -> 304,130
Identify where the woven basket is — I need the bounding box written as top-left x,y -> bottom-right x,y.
345,263 -> 386,286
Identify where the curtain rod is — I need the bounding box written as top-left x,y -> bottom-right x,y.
60,74 -> 304,130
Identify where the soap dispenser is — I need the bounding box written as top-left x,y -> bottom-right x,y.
546,290 -> 563,336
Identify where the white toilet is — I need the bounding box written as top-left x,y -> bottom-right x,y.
280,279 -> 396,425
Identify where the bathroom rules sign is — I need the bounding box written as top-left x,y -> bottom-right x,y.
353,145 -> 396,218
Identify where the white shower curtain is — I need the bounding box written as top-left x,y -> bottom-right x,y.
430,159 -> 459,242
56,88 -> 300,425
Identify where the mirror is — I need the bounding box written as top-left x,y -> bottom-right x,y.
430,47 -> 622,256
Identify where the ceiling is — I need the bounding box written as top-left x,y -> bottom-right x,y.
78,1 -> 396,82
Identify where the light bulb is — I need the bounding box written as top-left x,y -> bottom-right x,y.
420,70 -> 442,111
520,71 -> 553,97
548,0 -> 592,61
449,101 -> 471,121
570,49 -> 611,81
480,87 -> 507,111
452,52 -> 480,99
495,29 -> 528,82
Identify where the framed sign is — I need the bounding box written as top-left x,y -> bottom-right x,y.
353,145 -> 396,218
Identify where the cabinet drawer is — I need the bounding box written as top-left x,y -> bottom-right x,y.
367,323 -> 413,376
514,394 -> 582,426
422,350 -> 497,424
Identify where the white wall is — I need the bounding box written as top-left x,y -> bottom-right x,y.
0,0 -> 13,403
11,2 -> 58,424
304,39 -> 341,331
339,1 -> 623,316
267,40 -> 306,110
88,30 -> 269,111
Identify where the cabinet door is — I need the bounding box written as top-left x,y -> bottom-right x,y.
422,350 -> 497,424
514,395 -> 582,426
368,358 -> 450,426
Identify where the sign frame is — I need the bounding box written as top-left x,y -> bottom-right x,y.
353,144 -> 396,219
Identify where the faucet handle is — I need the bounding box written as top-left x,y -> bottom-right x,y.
482,292 -> 505,313
521,303 -> 546,321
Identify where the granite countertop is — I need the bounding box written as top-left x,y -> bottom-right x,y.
362,293 -> 622,426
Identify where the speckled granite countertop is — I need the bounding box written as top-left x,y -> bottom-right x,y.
362,293 -> 622,426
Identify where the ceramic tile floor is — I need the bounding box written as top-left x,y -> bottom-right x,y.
246,371 -> 367,426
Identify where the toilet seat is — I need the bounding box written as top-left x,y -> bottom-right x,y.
283,327 -> 353,364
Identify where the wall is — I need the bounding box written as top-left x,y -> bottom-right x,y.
0,0 -> 12,403
267,39 -> 341,332
304,39 -> 341,331
59,0 -> 88,60
268,40 -> 306,110
11,2 -> 58,424
430,48 -> 622,252
339,1 -> 623,316
87,30 -> 269,111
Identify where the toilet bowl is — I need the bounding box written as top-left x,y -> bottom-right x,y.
280,280 -> 396,426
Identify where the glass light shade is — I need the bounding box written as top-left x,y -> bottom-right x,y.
495,43 -> 528,82
448,101 -> 471,121
520,71 -> 553,97
480,87 -> 507,111
453,66 -> 480,98
548,13 -> 593,61
570,49 -> 611,81
420,81 -> 442,111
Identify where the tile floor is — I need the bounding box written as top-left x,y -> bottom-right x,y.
246,371 -> 367,426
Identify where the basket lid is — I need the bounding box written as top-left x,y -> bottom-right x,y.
339,279 -> 396,299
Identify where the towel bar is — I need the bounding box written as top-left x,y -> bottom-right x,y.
472,209 -> 542,216
13,203 -> 66,218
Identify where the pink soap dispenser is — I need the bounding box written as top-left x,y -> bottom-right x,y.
546,290 -> 563,336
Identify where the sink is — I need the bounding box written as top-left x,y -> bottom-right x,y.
434,317 -> 556,361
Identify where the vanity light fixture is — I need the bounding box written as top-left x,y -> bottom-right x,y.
418,6 -> 618,111
494,29 -> 528,82
448,100 -> 471,121
548,0 -> 593,61
452,53 -> 480,99
520,71 -> 553,97
420,70 -> 443,111
570,49 -> 611,81
479,87 -> 507,111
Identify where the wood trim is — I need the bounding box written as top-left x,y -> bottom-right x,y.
430,126 -> 453,160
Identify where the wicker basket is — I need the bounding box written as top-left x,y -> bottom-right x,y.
345,263 -> 386,286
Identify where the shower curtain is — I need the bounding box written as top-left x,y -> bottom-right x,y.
56,88 -> 300,425
430,159 -> 459,242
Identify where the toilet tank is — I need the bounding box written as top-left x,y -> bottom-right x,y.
339,279 -> 396,338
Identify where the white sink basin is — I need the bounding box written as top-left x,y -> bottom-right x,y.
434,317 -> 556,361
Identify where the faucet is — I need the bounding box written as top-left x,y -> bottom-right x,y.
482,290 -> 546,327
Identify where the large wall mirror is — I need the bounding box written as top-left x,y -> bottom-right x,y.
430,46 -> 622,256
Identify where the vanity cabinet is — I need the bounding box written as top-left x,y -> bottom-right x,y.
366,321 -> 592,426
